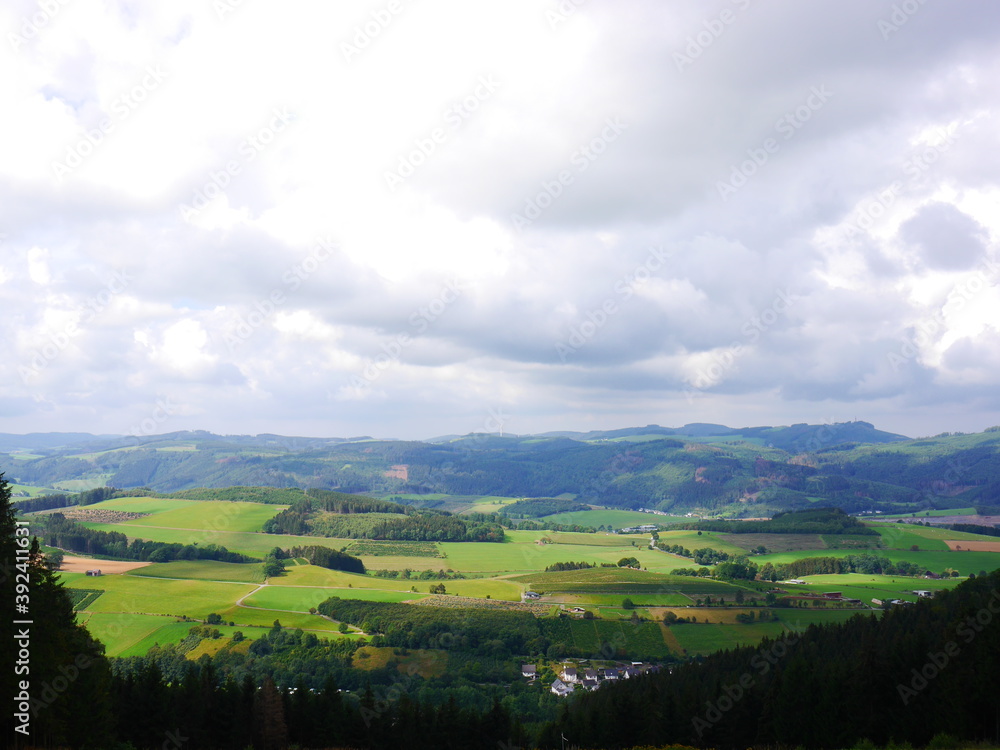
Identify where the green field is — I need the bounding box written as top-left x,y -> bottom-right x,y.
243,585 -> 423,612
51,489 -> 1000,663
564,619 -> 673,657
78,521 -> 344,557
77,613 -> 280,657
438,539 -> 662,573
67,574 -> 255,619
655,529 -> 749,556
270,564 -> 523,600
878,508 -> 977,519
670,621 -> 789,655
784,573 -> 961,604
514,568 -> 750,598
541,509 -> 687,528
548,593 -> 694,606
117,499 -> 286,533
130,560 -> 265,583
79,496 -> 201,514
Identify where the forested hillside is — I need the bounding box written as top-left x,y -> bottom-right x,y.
4,423 -> 1000,517
544,570 -> 1000,749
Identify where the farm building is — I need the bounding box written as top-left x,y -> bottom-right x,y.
85,569 -> 102,576
913,590 -> 934,598
523,591 -> 541,600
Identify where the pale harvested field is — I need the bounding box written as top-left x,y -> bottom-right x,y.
60,555 -> 152,574
944,540 -> 1000,552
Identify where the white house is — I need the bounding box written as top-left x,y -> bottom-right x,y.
550,679 -> 575,697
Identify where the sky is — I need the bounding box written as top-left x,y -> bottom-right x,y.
2,0 -> 999,441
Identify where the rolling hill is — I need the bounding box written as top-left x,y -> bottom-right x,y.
3,423 -> 1000,518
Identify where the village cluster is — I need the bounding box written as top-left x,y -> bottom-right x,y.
521,662 -> 666,697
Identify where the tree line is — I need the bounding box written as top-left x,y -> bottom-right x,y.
38,513 -> 252,563
286,544 -> 366,574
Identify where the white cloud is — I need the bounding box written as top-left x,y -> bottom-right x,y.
2,0 -> 1000,438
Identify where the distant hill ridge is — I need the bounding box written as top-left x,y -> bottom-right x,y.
5,423 -> 1000,519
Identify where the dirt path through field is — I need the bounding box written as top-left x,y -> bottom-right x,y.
60,556 -> 151,574
659,623 -> 684,654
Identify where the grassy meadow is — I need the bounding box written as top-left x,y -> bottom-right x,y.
46,493 -> 1000,661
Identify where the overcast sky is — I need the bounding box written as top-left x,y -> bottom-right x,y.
2,0 -> 999,441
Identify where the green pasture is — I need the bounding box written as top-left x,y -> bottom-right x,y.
544,531 -> 649,547
243,585 -> 422,612
463,496 -> 521,514
439,539 -> 651,573
717,533 -> 828,553
10,483 -> 60,497
655,530 -> 749,556
669,621 -> 789,655
215,606 -> 355,634
66,574 -> 255,619
541,509 -> 687,528
756,545 -> 999,576
770,609 -> 868,629
790,573 -> 964,603
877,508 -> 977,519
515,568 -> 749,598
82,496 -> 200,514
129,560 -> 265,583
881,549 -> 999,575
77,521 -> 343,557
563,619 -> 673,658
76,612 -> 185,656
549,593 -> 693,607
361,555 -> 458,571
875,522 -> 999,548
118,500 -> 286,532
270,564 -> 522,600
54,477 -> 112,491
